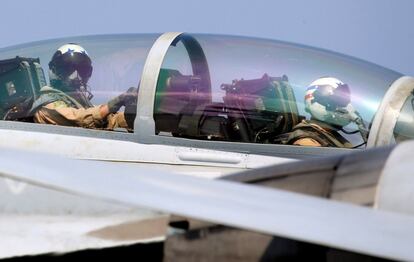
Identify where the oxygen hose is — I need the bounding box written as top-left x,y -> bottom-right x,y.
351,110 -> 369,143
341,109 -> 369,148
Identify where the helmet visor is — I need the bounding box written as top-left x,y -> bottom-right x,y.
314,83 -> 351,111
53,52 -> 93,80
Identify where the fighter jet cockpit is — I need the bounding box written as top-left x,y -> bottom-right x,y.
0,32 -> 410,152
150,33 -> 404,149
0,34 -> 157,129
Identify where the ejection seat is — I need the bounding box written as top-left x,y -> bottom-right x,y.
154,68 -> 217,137
174,74 -> 304,143
221,74 -> 303,143
0,57 -> 47,121
154,68 -> 234,140
154,70 -> 303,143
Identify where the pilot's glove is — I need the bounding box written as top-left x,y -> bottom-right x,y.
107,87 -> 138,113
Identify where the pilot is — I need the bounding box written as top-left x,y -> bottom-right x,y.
286,77 -> 364,148
30,43 -> 137,130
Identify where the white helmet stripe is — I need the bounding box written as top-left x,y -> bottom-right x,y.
57,44 -> 88,55
308,77 -> 343,89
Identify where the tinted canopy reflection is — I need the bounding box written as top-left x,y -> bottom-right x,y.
154,34 -> 402,148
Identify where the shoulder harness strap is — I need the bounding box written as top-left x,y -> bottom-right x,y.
29,86 -> 84,114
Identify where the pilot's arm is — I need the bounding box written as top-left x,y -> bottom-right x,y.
34,87 -> 136,130
34,101 -> 128,129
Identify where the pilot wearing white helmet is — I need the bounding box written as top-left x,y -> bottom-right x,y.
30,43 -> 137,130
287,77 -> 365,148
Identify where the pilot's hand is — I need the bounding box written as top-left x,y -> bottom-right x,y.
107,87 -> 138,113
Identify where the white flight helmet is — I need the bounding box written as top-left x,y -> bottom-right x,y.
305,77 -> 355,127
49,43 -> 93,89
48,43 -> 94,107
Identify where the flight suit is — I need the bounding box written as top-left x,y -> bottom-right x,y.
31,86 -> 129,130
286,119 -> 353,148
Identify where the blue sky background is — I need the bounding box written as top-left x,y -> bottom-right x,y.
2,0 -> 413,75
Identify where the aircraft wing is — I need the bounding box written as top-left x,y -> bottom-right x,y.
0,146 -> 413,261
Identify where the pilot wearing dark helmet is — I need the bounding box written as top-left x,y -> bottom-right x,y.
286,77 -> 367,148
30,43 -> 137,130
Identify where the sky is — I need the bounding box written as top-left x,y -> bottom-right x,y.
1,0 -> 413,75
